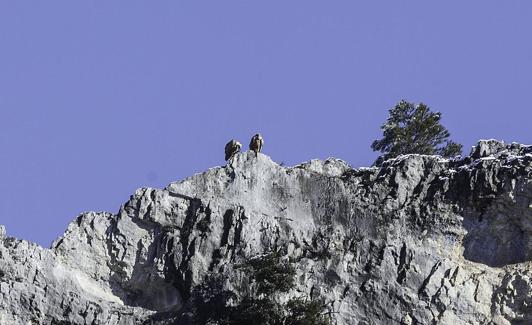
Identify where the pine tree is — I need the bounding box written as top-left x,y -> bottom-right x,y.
371,100 -> 462,164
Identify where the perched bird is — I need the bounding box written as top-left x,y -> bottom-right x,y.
249,133 -> 264,156
225,139 -> 242,161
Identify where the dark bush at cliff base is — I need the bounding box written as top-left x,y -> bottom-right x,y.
192,253 -> 330,325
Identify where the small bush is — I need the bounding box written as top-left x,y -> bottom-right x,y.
224,297 -> 284,325
285,298 -> 331,325
198,252 -> 330,325
246,253 -> 296,296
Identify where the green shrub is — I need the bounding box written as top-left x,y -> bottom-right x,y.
199,252 -> 330,325
285,298 -> 331,325
223,297 -> 284,325
372,100 -> 462,164
246,252 -> 296,296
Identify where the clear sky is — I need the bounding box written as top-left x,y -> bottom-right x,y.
1,1 -> 531,247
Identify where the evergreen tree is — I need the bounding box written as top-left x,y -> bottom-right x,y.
371,100 -> 462,164
199,252 -> 331,325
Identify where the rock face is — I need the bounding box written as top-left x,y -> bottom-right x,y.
1,140 -> 531,325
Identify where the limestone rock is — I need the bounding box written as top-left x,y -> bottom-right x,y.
0,140 -> 531,324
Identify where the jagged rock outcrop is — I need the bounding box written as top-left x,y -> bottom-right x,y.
0,140 -> 531,324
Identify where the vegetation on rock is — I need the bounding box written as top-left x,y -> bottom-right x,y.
195,252 -> 330,325
372,100 -> 463,164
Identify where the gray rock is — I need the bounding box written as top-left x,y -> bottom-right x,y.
0,140 -> 531,324
470,139 -> 532,159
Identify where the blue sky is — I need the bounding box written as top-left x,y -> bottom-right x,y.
1,1 -> 531,246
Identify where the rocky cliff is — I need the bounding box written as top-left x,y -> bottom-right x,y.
0,140 -> 531,325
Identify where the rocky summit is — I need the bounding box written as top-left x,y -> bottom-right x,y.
0,140 -> 531,325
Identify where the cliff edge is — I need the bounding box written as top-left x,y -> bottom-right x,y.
0,140 -> 531,324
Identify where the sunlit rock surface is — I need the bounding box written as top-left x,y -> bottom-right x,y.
0,140 -> 531,324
